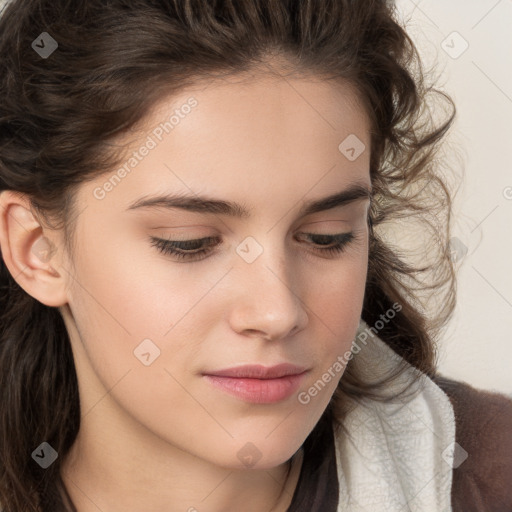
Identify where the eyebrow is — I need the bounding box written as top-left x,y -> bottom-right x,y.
126,182 -> 372,219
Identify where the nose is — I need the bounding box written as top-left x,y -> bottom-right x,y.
227,245 -> 309,341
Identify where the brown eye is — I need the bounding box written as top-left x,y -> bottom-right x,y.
149,231 -> 357,263
150,236 -> 220,261
295,232 -> 356,256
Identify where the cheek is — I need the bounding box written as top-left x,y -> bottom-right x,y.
66,251 -> 222,454
70,232 -> 210,335
306,250 -> 368,330
298,254 -> 368,386
66,235 -> 230,415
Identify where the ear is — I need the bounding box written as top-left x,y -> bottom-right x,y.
0,190 -> 68,307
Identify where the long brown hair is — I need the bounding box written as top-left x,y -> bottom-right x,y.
0,0 -> 457,510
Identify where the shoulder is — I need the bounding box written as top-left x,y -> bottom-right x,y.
433,374 -> 512,512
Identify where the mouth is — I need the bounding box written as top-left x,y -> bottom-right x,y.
202,363 -> 309,404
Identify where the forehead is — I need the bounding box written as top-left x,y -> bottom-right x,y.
78,73 -> 372,220
128,69 -> 371,157
150,71 -> 369,141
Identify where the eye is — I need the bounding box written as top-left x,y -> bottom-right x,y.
295,232 -> 356,257
149,231 -> 357,262
150,236 -> 220,261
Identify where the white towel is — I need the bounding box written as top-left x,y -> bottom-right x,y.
333,319 -> 456,511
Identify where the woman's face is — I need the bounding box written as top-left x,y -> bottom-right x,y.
59,72 -> 371,470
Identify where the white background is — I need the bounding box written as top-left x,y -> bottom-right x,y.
394,0 -> 512,395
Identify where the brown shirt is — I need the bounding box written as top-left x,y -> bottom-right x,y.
434,375 -> 512,512
287,375 -> 512,512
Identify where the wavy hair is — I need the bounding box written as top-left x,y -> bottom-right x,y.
0,0 -> 457,509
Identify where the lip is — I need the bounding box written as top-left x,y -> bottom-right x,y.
202,364 -> 309,404
204,363 -> 309,379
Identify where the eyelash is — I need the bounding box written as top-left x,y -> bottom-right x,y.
149,232 -> 357,262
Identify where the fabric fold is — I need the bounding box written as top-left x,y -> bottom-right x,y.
333,319 -> 456,511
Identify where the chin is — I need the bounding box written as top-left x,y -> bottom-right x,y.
207,434 -> 304,471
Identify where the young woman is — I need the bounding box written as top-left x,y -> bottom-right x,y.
0,0 -> 511,511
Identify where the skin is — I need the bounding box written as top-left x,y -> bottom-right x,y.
0,70 -> 371,511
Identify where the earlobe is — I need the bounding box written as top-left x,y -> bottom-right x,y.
0,190 -> 68,307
